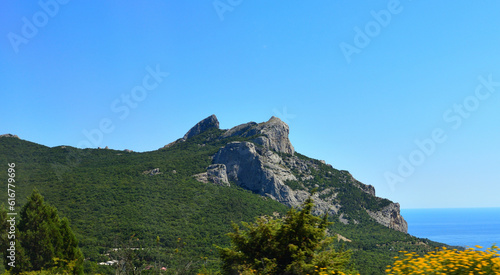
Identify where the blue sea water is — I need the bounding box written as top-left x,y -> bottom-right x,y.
401,208 -> 500,250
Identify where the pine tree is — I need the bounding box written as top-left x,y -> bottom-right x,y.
217,196 -> 357,274
18,189 -> 62,271
10,238 -> 31,274
58,217 -> 84,274
13,189 -> 84,274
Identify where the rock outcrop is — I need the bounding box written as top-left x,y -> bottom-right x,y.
366,203 -> 408,233
182,115 -> 407,233
212,141 -> 338,215
222,116 -> 294,155
143,168 -> 161,176
213,141 -> 296,198
193,164 -> 230,187
164,115 -> 220,148
183,114 -> 219,140
221,122 -> 258,138
252,116 -> 295,155
0,134 -> 19,139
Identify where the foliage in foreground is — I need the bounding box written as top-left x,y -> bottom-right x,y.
216,196 -> 358,275
1,190 -> 83,274
386,245 -> 500,275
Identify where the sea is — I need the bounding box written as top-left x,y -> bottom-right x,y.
401,208 -> 500,250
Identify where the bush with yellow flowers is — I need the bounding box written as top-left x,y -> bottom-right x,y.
386,245 -> 500,275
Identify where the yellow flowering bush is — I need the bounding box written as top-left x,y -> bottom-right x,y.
386,245 -> 500,275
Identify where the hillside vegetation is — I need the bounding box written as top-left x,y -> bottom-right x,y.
0,117 -> 450,274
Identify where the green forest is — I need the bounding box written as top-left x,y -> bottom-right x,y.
0,131 -> 451,274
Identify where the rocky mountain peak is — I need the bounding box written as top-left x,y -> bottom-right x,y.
221,116 -> 294,155
182,114 -> 219,140
267,116 -> 281,122
253,116 -> 294,155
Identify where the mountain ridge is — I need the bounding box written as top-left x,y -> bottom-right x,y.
0,114 -> 407,233
0,116 -> 450,274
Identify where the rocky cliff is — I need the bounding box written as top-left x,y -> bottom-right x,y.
193,164 -> 230,187
221,116 -> 294,155
211,141 -> 339,216
164,114 -> 220,148
183,114 -> 219,140
189,115 -> 408,233
367,203 -> 408,233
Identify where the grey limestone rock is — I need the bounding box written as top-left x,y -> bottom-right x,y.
251,116 -> 295,155
143,168 -> 161,176
193,164 -> 229,187
212,141 -> 338,216
213,141 -> 293,194
366,203 -> 408,233
221,116 -> 294,155
206,164 -> 230,186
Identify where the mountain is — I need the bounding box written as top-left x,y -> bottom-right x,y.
0,116 -> 443,274
183,115 -> 407,233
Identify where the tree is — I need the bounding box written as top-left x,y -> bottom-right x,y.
217,196 -> 357,275
0,204 -> 30,273
57,217 -> 84,274
0,205 -> 8,270
8,190 -> 84,274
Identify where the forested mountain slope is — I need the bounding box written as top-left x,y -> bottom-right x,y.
0,116 -> 446,274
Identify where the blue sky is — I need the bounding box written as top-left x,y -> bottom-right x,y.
2,1 -> 500,209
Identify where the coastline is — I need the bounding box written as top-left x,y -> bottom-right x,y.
401,207 -> 500,250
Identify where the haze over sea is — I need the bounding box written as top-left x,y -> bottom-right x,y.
402,208 -> 500,250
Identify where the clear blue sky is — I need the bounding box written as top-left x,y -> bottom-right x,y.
2,1 -> 500,209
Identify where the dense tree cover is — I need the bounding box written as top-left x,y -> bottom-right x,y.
1,190 -> 83,274
326,216 -> 461,275
0,132 -> 453,274
290,153 -> 392,212
217,196 -> 357,274
0,133 -> 290,274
